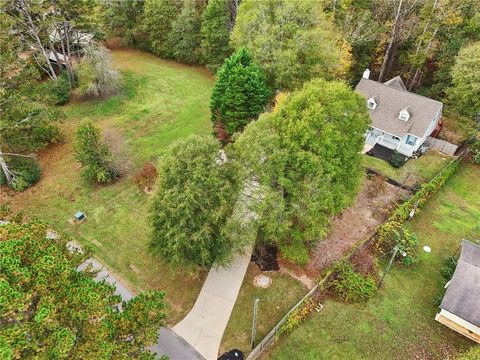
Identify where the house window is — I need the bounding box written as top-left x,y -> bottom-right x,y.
393,136 -> 400,141
406,135 -> 417,146
367,97 -> 377,110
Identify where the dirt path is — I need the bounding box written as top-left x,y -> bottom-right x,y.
308,178 -> 410,273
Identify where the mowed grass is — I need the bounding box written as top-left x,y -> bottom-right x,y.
363,150 -> 451,187
3,49 -> 214,324
220,264 -> 307,355
266,162 -> 480,360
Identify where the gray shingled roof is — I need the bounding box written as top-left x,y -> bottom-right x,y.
440,240 -> 480,327
355,77 -> 443,138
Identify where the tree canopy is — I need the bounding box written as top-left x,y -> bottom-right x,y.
231,0 -> 350,90
74,120 -> 119,184
234,79 -> 370,262
210,48 -> 271,140
167,0 -> 206,64
0,220 -> 166,359
447,41 -> 480,118
150,135 -> 243,267
200,0 -> 233,72
143,0 -> 182,58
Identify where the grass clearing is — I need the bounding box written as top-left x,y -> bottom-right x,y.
363,150 -> 450,187
266,162 -> 480,360
220,264 -> 307,355
1,49 -> 214,324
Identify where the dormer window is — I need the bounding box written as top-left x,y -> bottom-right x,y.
367,96 -> 377,110
399,108 -> 410,121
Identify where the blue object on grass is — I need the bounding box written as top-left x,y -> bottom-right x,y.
74,211 -> 86,221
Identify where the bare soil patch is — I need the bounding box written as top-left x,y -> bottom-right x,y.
307,178 -> 410,274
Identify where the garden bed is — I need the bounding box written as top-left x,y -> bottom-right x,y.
307,176 -> 410,274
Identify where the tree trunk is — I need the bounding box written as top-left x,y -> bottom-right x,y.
378,0 -> 404,82
0,150 -> 13,184
18,0 -> 57,80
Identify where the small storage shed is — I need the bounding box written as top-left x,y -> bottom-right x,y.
435,240 -> 480,343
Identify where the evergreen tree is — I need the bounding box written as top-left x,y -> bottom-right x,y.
210,48 -> 271,140
167,0 -> 206,64
150,135 -> 242,267
0,220 -> 166,359
143,0 -> 182,58
200,0 -> 232,72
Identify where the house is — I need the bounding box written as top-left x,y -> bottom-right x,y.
356,69 -> 443,157
435,240 -> 480,343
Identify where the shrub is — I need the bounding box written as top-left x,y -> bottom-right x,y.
377,221 -> 418,265
329,261 -> 377,302
278,299 -> 318,335
42,73 -> 71,105
76,46 -> 120,98
1,156 -> 41,192
441,256 -> 458,280
133,162 -> 158,191
280,232 -> 310,266
389,150 -> 407,168
469,135 -> 480,164
74,121 -> 119,184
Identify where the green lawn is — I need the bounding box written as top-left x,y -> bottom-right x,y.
267,162 -> 480,360
363,150 -> 451,187
220,264 -> 307,355
5,49 -> 214,324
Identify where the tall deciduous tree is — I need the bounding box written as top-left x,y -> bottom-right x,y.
234,79 -> 370,260
167,0 -> 206,64
231,0 -> 350,90
143,0 -> 182,58
150,135 -> 242,267
200,0 -> 232,72
0,220 -> 166,359
447,41 -> 480,118
0,15 -> 63,186
210,48 -> 271,140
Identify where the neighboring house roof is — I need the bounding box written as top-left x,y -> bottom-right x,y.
355,77 -> 443,138
440,240 -> 480,327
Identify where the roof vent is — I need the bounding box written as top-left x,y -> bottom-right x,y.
363,69 -> 371,79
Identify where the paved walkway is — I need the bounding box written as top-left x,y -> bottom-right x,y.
173,252 -> 252,360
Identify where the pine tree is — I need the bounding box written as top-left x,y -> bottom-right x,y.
143,0 -> 182,58
200,0 -> 232,72
150,135 -> 242,267
210,48 -> 271,140
167,0 -> 206,64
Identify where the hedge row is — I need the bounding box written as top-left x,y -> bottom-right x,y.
388,158 -> 460,224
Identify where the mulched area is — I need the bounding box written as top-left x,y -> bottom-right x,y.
307,177 -> 411,275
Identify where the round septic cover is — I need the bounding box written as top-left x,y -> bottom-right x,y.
423,245 -> 432,253
254,274 -> 272,288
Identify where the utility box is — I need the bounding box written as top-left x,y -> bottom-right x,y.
74,211 -> 86,222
